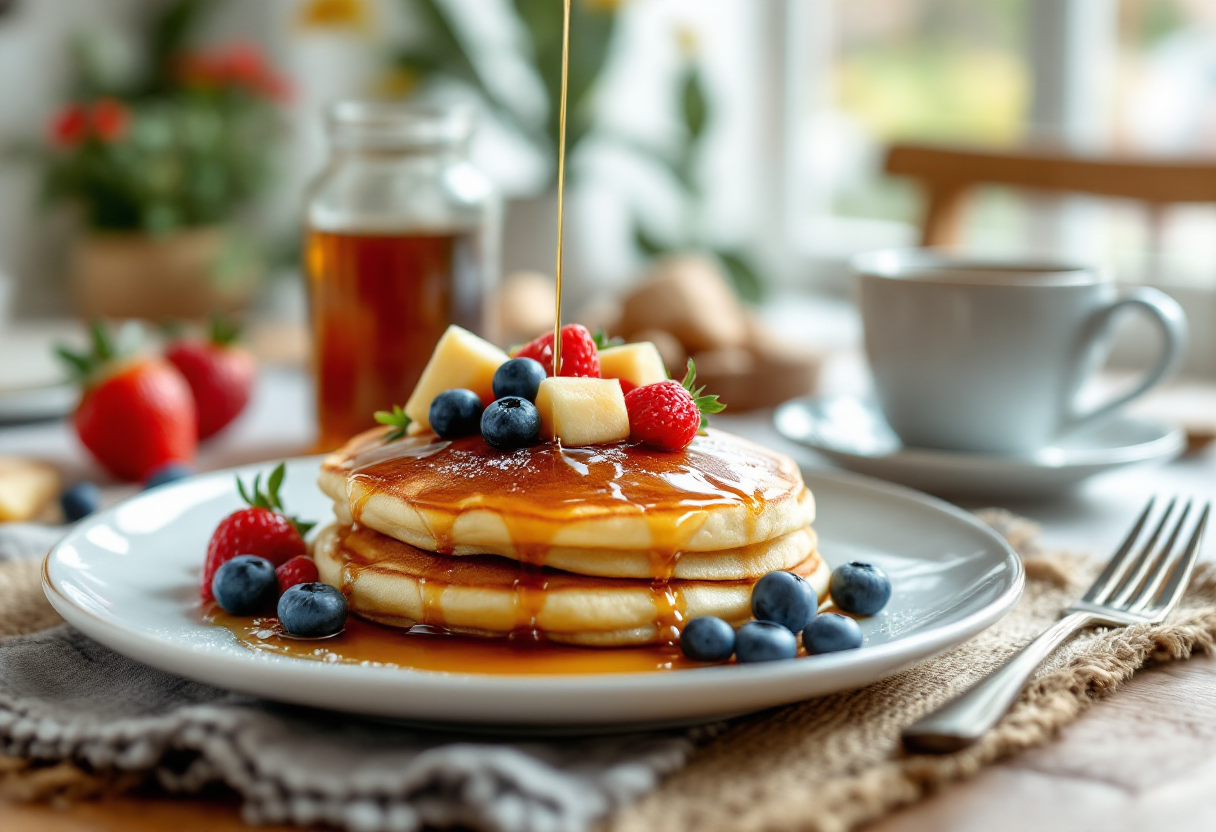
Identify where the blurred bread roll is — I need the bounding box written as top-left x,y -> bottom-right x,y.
619,256 -> 747,353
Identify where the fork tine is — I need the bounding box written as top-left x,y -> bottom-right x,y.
1082,497 -> 1158,604
1146,503 -> 1211,617
1126,501 -> 1193,612
1106,497 -> 1180,607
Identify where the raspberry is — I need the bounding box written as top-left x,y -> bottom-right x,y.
514,324 -> 601,378
625,381 -> 702,451
276,555 -> 320,594
624,360 -> 726,451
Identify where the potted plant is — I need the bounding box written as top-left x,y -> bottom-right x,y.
27,0 -> 289,321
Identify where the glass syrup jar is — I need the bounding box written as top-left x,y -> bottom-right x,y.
304,101 -> 498,450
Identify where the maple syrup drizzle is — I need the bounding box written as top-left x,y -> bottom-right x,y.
552,0 -> 572,377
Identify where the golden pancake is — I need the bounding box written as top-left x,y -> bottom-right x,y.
319,428 -> 815,576
326,497 -> 815,579
314,523 -> 830,647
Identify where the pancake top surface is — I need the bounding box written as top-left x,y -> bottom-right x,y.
326,428 -> 805,521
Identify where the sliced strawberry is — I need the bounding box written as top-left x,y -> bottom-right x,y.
201,463 -> 315,601
514,324 -> 601,378
276,556 -> 320,594
624,359 -> 726,451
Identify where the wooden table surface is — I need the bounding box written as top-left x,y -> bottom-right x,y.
2,339 -> 1216,831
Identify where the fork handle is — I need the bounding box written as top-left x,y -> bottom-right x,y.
901,611 -> 1095,754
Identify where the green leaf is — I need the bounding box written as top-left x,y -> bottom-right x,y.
374,404 -> 412,442
633,221 -> 670,259
681,66 -> 709,146
235,474 -> 253,507
716,250 -> 765,303
234,463 -> 316,537
680,358 -> 697,391
679,358 -> 726,434
592,329 -> 624,351
208,314 -> 241,346
89,320 -> 114,362
54,346 -> 92,382
266,463 -> 285,511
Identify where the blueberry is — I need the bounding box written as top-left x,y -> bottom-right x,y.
734,620 -> 798,663
750,571 -> 817,633
429,389 -> 484,439
680,616 -> 735,662
492,358 -> 547,402
802,613 -> 863,654
212,555 -> 278,615
830,562 -> 892,616
481,396 -> 541,450
143,462 -> 193,490
278,582 -> 348,638
60,482 -> 100,522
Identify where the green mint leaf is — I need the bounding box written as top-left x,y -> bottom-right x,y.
266,463 -> 286,511
375,404 -> 412,442
592,329 -> 624,351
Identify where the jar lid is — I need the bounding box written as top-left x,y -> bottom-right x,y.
325,101 -> 473,150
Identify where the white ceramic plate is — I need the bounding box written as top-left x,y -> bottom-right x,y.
43,457 -> 1022,728
775,395 -> 1185,500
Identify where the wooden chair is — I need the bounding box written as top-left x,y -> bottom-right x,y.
884,142 -> 1216,248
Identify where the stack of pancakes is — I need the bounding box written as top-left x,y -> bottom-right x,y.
315,428 -> 826,646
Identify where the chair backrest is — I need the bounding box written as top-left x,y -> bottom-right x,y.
884,143 -> 1216,247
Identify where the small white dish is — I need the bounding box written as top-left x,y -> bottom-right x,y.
43,457 -> 1022,729
775,395 -> 1186,500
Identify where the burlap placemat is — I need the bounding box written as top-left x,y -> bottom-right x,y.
3,513 -> 1215,832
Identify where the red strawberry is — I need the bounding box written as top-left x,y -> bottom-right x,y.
624,359 -> 726,451
276,556 -> 320,594
166,317 -> 256,440
57,322 -> 197,482
201,463 -> 315,601
513,324 -> 601,378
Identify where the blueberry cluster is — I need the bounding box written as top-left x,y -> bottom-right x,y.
679,561 -> 892,664
212,555 -> 347,638
430,358 -> 546,449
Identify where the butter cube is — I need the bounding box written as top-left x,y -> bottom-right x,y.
597,342 -> 668,391
405,326 -> 508,431
535,377 -> 630,447
0,458 -> 61,522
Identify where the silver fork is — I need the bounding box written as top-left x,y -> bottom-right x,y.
902,496 -> 1211,754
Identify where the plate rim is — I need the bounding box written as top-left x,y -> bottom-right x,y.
42,457 -> 1024,720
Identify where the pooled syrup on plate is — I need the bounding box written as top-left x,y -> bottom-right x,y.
204,606 -> 707,675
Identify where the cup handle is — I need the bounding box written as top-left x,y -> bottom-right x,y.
1067,286 -> 1187,431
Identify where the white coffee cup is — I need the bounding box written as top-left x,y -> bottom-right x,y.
853,249 -> 1187,456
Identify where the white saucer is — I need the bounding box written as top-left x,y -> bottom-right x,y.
43,456 -> 1021,728
775,395 -> 1186,500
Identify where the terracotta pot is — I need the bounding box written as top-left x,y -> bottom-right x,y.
73,227 -> 257,322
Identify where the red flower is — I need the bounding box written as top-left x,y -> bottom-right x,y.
90,98 -> 129,143
50,105 -> 89,147
175,42 -> 291,104
218,41 -> 267,84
